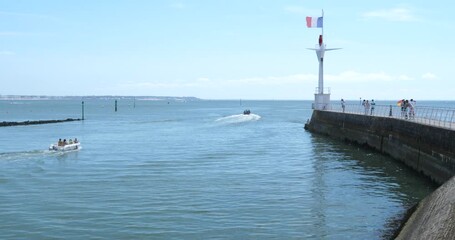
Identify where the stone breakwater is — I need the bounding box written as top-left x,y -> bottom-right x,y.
395,176 -> 455,239
0,118 -> 82,127
305,110 -> 455,239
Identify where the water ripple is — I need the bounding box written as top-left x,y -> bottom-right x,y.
0,100 -> 437,239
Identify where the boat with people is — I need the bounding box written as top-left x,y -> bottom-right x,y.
49,142 -> 80,151
243,109 -> 251,115
49,138 -> 81,151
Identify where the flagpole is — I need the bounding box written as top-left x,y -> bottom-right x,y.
322,9 -> 324,39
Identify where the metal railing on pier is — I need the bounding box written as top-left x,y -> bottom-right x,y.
314,87 -> 331,94
315,103 -> 455,130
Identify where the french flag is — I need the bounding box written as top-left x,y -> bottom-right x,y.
306,16 -> 323,28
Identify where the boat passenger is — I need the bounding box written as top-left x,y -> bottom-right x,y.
74,138 -> 78,143
58,139 -> 63,146
69,139 -> 73,144
63,139 -> 67,146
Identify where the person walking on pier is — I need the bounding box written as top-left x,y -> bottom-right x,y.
370,100 -> 375,115
341,99 -> 345,113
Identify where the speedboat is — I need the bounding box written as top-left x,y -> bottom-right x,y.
49,142 -> 81,151
243,109 -> 251,115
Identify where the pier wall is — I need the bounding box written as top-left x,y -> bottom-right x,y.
305,110 -> 455,239
305,110 -> 455,184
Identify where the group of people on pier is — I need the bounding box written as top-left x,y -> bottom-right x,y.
361,99 -> 376,115
399,99 -> 416,119
341,99 -> 417,119
57,138 -> 78,146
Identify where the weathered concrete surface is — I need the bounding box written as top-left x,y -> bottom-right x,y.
0,118 -> 81,127
395,176 -> 455,240
305,110 -> 455,185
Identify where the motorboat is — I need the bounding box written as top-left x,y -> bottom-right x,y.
243,109 -> 251,115
49,142 -> 81,151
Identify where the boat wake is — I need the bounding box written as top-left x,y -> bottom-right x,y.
0,150 -> 51,161
0,147 -> 82,161
215,113 -> 261,124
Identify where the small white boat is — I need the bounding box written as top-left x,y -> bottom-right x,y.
49,142 -> 81,151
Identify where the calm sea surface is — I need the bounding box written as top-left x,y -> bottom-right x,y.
0,100 -> 441,239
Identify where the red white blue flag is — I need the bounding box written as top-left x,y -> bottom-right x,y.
306,16 -> 323,28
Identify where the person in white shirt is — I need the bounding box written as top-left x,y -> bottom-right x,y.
370,100 -> 376,115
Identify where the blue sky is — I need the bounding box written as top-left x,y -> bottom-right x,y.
0,0 -> 453,100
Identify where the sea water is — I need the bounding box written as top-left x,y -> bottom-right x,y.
0,99 -> 439,239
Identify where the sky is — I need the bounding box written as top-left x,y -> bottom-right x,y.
0,0 -> 454,100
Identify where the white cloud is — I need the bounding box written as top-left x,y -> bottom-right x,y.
119,82 -> 197,89
116,71 -> 414,91
0,32 -> 26,36
224,74 -> 316,85
0,11 -> 57,20
196,77 -> 210,83
326,71 -> 413,82
421,72 -> 437,80
0,51 -> 15,55
117,74 -> 315,90
362,7 -> 417,22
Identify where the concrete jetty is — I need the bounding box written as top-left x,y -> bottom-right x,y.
0,118 -> 82,127
305,110 -> 455,239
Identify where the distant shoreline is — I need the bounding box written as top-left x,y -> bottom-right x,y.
0,95 -> 201,101
1,96 -> 454,101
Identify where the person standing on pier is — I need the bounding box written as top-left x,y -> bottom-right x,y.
404,100 -> 410,119
365,100 -> 370,115
370,100 -> 375,115
400,99 -> 406,118
408,100 -> 415,119
341,99 -> 345,112
410,99 -> 416,118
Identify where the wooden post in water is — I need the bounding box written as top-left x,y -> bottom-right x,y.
82,101 -> 85,120
115,100 -> 118,112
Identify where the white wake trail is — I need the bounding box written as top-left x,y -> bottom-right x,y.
215,114 -> 261,124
